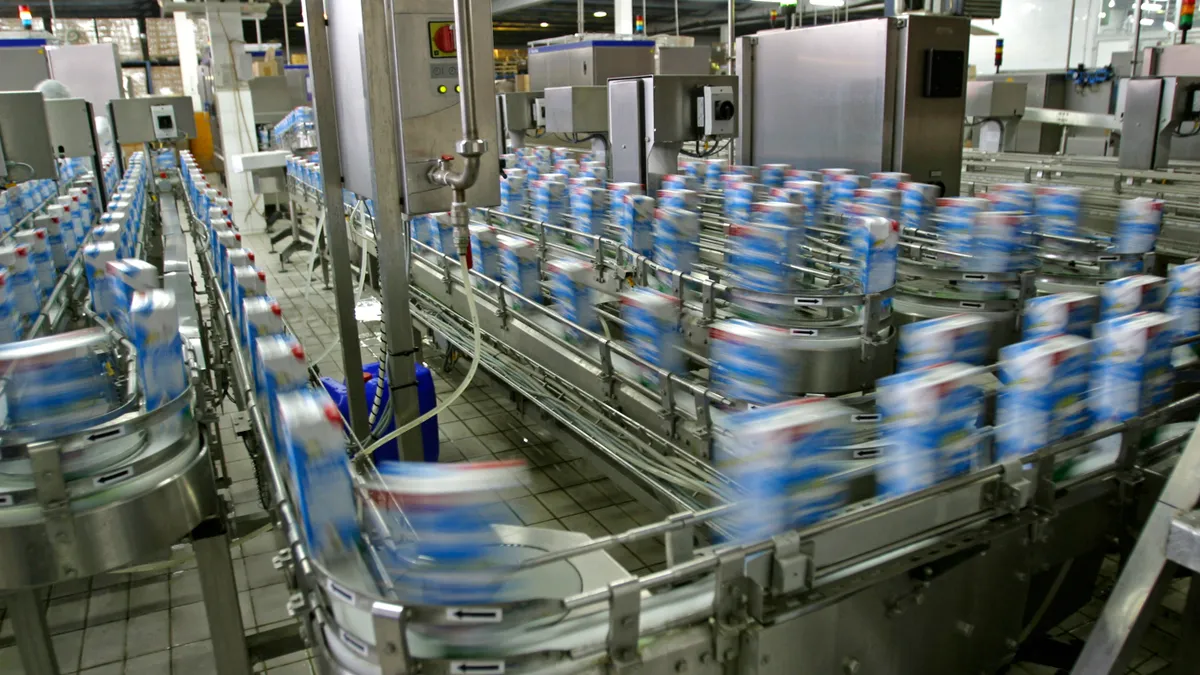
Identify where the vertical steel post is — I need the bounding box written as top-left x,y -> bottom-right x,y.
356,0 -> 425,460
300,0 -> 371,439
9,589 -> 57,675
193,519 -> 252,675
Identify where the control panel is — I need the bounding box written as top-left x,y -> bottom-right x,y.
150,104 -> 180,140
388,0 -> 499,215
698,85 -> 737,137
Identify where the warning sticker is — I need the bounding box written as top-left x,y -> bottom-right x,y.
428,21 -> 457,59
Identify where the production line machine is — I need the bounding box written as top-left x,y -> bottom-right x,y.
0,92 -> 267,675
202,4 -> 1200,675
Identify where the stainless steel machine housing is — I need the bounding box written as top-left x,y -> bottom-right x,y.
528,39 -> 655,91
737,15 -> 969,195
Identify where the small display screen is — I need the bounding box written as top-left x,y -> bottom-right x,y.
157,114 -> 174,130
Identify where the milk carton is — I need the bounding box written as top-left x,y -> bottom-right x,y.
727,204 -> 802,294
242,296 -> 285,386
847,215 -> 899,293
986,183 -> 1036,213
1114,197 -> 1163,254
107,259 -> 160,334
621,194 -> 655,257
725,181 -> 762,225
1168,262 -> 1200,339
877,363 -> 985,495
995,335 -> 1091,461
709,319 -> 795,405
703,159 -> 727,192
469,225 -> 501,285
1035,185 -> 1084,245
653,207 -> 700,274
500,173 -> 526,216
621,288 -> 682,387
854,188 -> 901,221
829,174 -> 869,214
0,245 -> 40,323
233,267 -> 268,335
570,186 -> 607,245
431,213 -> 458,260
0,267 -> 19,343
1091,312 -> 1174,424
760,164 -> 791,189
498,234 -> 541,308
129,290 -> 188,411
1023,292 -> 1099,339
717,399 -> 852,540
256,335 -> 311,460
776,179 -> 821,231
548,258 -> 597,342
609,182 -> 643,225
277,388 -> 358,557
900,182 -> 940,232
898,314 -> 990,371
532,178 -> 567,227
658,187 -> 699,213
225,248 -> 255,295
1100,274 -> 1167,319
15,229 -> 54,300
83,241 -> 118,319
38,211 -> 68,272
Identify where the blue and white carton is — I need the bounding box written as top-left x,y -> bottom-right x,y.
498,234 -> 541,308
898,314 -> 990,371
848,215 -> 898,293
1114,197 -> 1163,254
621,193 -> 655,257
709,319 -> 795,406
716,398 -> 852,540
621,288 -> 682,387
1167,262 -> 1200,339
82,241 -> 118,320
469,225 -> 501,285
548,258 -> 597,342
995,335 -> 1091,461
1100,274 -> 1166,319
0,245 -> 40,323
1091,312 -> 1174,424
1023,292 -> 1099,339
278,388 -> 358,558
878,362 -> 985,495
129,289 -> 188,412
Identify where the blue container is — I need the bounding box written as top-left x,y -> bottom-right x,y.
321,361 -> 439,462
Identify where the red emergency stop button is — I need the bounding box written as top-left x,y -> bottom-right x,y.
433,24 -> 456,55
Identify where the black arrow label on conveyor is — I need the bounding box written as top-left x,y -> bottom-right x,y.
445,607 -> 503,623
450,661 -> 505,674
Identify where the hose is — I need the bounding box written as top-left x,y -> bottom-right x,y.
357,261 -> 481,459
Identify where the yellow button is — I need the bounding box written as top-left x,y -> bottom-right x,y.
437,85 -> 448,94
455,85 -> 461,93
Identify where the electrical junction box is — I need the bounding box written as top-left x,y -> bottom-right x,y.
698,85 -> 737,137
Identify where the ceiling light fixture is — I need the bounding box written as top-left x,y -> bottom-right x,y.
295,21 -> 305,27
809,0 -> 846,6
1140,16 -> 1155,24
593,10 -> 608,17
540,21 -> 549,26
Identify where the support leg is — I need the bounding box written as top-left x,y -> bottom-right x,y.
193,519 -> 253,675
10,588 -> 59,675
1172,574 -> 1200,675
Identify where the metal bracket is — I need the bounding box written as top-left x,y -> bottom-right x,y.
372,602 -> 412,675
598,341 -> 616,401
593,239 -> 607,283
665,513 -> 695,567
699,278 -> 716,323
607,578 -> 642,672
712,549 -> 748,664
495,287 -> 510,329
30,443 -> 82,579
770,531 -> 814,595
996,457 -> 1034,513
231,411 -> 252,436
442,256 -> 455,295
